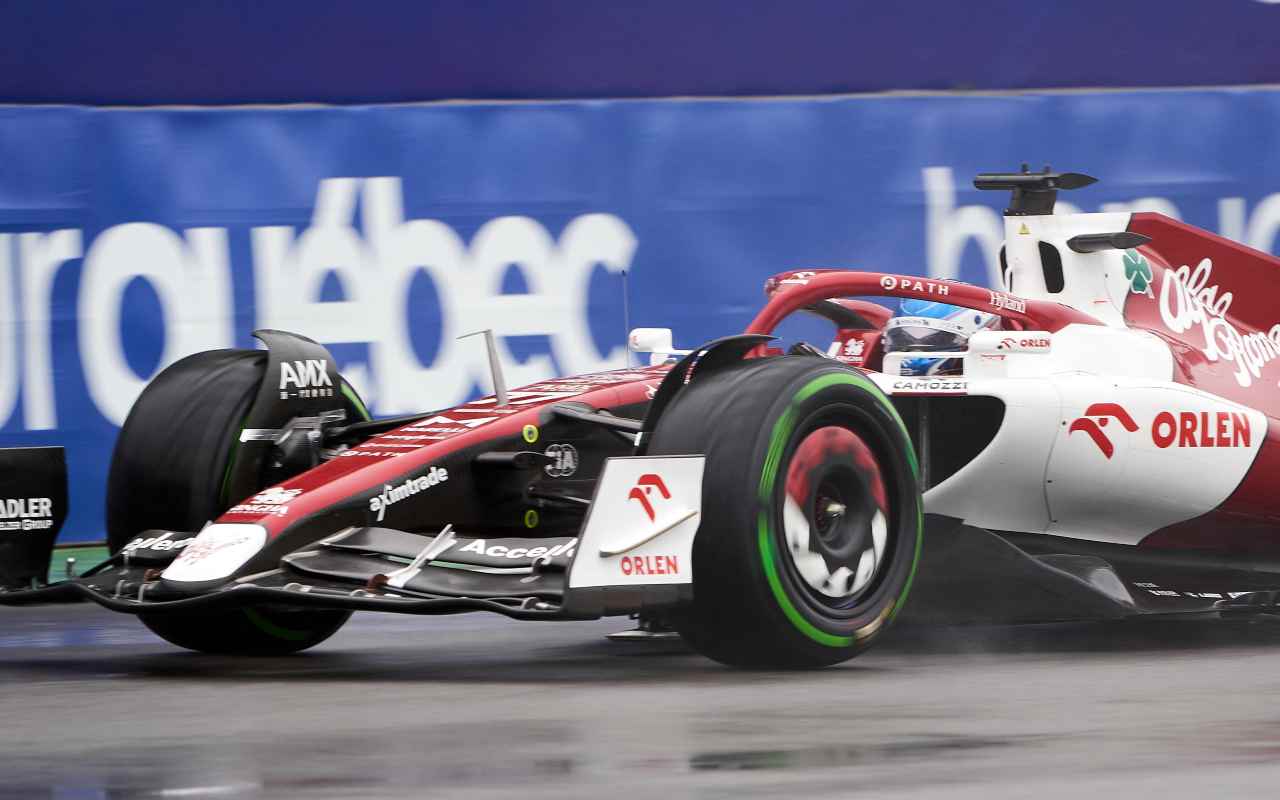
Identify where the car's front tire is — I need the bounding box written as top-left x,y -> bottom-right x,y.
107,348 -> 365,655
647,355 -> 922,668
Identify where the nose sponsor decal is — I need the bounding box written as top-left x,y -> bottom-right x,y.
162,524 -> 268,583
226,486 -> 304,517
368,466 -> 450,522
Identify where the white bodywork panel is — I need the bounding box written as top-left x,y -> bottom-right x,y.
568,455 -> 704,588
1046,380 -> 1264,544
871,325 -> 1266,544
965,325 -> 1174,381
1001,211 -> 1135,325
907,376 -> 1061,535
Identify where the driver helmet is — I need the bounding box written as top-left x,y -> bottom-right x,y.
883,299 -> 996,376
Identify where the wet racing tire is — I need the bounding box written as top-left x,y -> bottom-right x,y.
106,349 -> 366,655
646,355 -> 923,668
136,605 -> 353,656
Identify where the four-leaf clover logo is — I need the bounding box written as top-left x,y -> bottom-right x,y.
1123,250 -> 1154,297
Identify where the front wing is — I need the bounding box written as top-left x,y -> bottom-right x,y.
8,513 -> 1280,624
0,455 -> 706,621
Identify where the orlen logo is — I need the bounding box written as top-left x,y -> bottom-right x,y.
1070,403 -> 1253,458
1151,411 -> 1251,449
620,555 -> 679,576
997,336 -> 1050,351
1068,403 -> 1138,459
627,473 -> 671,521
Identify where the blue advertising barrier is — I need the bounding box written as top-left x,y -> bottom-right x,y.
9,88 -> 1280,540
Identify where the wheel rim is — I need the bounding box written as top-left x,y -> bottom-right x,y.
781,424 -> 890,610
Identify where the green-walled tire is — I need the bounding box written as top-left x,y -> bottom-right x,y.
647,356 -> 922,668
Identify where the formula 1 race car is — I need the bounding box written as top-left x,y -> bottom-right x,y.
5,167 -> 1280,669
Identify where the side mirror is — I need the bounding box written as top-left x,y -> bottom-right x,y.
628,328 -> 686,366
629,327 -> 673,353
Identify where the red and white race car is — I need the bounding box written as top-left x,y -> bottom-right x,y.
5,167 -> 1280,669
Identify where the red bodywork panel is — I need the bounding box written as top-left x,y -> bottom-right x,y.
1123,213 -> 1280,550
1126,213 -> 1280,417
1142,433 -> 1280,552
217,368 -> 668,538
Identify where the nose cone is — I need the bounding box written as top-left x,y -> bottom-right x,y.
161,523 -> 268,587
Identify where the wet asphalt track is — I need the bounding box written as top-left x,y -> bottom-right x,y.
3,606 -> 1280,798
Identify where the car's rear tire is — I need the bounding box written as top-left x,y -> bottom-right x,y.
106,348 -> 366,656
646,355 -> 922,668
